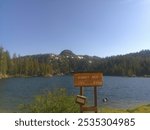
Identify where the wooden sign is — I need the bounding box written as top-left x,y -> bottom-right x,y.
76,95 -> 86,105
74,72 -> 103,87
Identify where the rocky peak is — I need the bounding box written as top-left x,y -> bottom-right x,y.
59,50 -> 76,56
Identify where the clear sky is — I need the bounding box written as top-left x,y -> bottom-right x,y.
0,0 -> 150,57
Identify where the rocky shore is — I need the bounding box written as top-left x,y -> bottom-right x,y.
0,74 -> 9,79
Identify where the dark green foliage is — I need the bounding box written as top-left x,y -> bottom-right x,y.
21,88 -> 80,113
0,47 -> 11,77
101,50 -> 150,76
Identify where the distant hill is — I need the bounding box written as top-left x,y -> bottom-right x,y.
1,47 -> 150,77
59,50 -> 76,56
21,49 -> 150,76
126,50 -> 150,57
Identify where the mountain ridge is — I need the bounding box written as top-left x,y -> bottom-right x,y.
21,49 -> 150,59
1,47 -> 150,77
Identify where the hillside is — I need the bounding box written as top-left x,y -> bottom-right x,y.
1,47 -> 150,77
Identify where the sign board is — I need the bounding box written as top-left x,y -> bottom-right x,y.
74,72 -> 103,87
76,95 -> 86,105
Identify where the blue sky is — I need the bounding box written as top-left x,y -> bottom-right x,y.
0,0 -> 150,57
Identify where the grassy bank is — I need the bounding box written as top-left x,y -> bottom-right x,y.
19,88 -> 150,113
20,88 -> 80,113
0,88 -> 149,113
1,104 -> 150,113
99,104 -> 150,113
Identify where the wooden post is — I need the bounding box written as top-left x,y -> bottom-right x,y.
80,87 -> 83,95
73,72 -> 103,113
94,87 -> 98,113
80,87 -> 83,113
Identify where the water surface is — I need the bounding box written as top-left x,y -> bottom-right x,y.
0,76 -> 150,112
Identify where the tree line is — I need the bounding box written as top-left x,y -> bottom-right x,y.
0,47 -> 150,78
0,47 -> 52,77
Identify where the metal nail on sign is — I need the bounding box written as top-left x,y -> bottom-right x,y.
74,72 -> 103,87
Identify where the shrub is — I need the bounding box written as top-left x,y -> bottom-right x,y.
21,88 -> 80,113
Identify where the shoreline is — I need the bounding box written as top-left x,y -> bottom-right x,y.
99,104 -> 150,113
0,73 -> 64,79
1,74 -> 150,80
0,74 -> 53,78
0,74 -> 10,79
0,104 -> 150,113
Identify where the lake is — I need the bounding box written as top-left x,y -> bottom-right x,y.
0,76 -> 150,112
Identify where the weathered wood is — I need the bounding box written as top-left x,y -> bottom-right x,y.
74,72 -> 103,113
94,87 -> 97,107
79,87 -> 83,112
80,87 -> 83,95
76,95 -> 86,105
74,72 -> 103,87
81,106 -> 97,112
